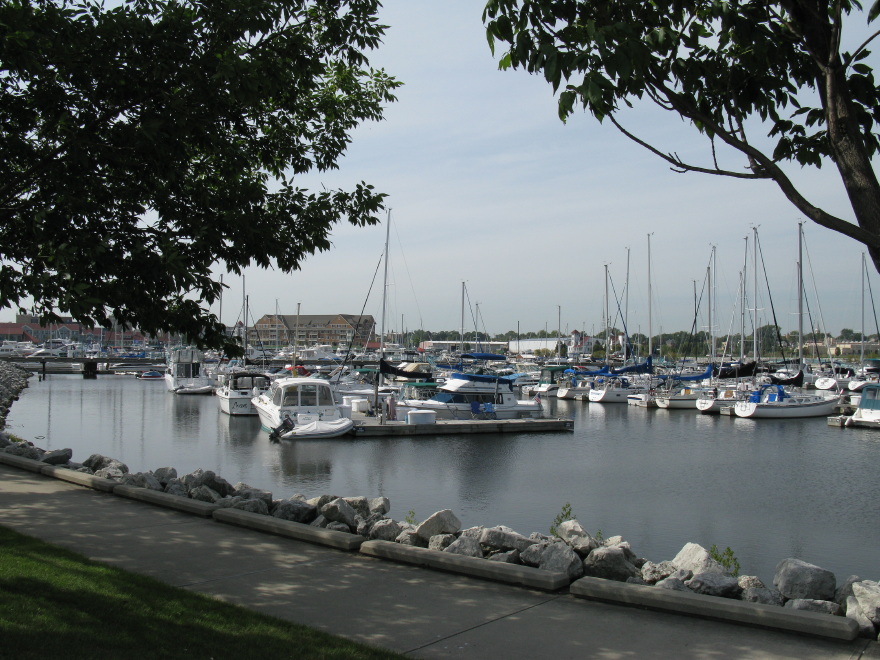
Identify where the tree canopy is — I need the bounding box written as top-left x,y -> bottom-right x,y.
483,0 -> 880,268
0,0 -> 399,351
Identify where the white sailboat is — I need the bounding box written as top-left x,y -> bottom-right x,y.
734,223 -> 842,419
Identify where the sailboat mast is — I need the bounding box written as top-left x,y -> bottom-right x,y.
604,264 -> 610,365
647,233 -> 653,359
380,211 -> 391,373
753,226 -> 759,361
862,252 -> 866,366
741,235 -> 748,362
798,222 -> 804,368
460,281 -> 465,355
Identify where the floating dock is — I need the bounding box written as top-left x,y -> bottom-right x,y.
350,414 -> 574,436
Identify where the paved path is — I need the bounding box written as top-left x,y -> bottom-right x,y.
1,463 -> 877,659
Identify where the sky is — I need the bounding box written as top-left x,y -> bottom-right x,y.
106,4 -> 880,339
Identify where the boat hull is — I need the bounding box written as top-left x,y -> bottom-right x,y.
734,397 -> 839,418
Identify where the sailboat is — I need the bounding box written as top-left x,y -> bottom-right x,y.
734,224 -> 841,418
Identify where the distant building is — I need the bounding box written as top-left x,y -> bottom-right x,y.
1,315 -> 145,346
250,314 -> 375,348
418,340 -> 508,354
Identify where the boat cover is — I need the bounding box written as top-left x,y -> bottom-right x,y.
379,358 -> 434,381
612,356 -> 653,375
769,370 -> 804,387
564,366 -> 612,376
658,363 -> 714,382
714,361 -> 757,379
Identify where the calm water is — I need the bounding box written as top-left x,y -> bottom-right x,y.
6,374 -> 880,584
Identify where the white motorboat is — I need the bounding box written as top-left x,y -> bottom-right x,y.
216,371 -> 271,416
402,372 -> 542,420
165,347 -> 215,394
841,383 -> 880,428
523,365 -> 569,396
734,384 -> 841,418
252,376 -> 346,431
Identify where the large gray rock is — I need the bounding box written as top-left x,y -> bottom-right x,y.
271,499 -> 317,524
556,520 -> 598,556
415,509 -> 461,540
369,519 -> 403,542
845,595 -> 878,638
234,485 -> 273,506
539,542 -> 584,580
583,546 -> 640,582
641,560 -> 677,585
183,469 -> 234,497
94,466 -> 126,480
163,480 -> 188,497
369,497 -> 390,516
321,498 -> 358,529
655,577 -> 691,592
428,534 -> 456,551
444,535 -> 483,558
671,542 -> 725,575
395,529 -> 429,547
479,526 -> 537,553
5,443 -> 44,460
685,572 -> 742,599
488,550 -> 521,564
784,599 -> 841,616
343,496 -> 371,519
836,575 -> 863,606
520,542 -> 549,567
120,472 -> 163,491
40,448 -> 73,465
737,575 -> 766,590
190,484 -> 222,503
153,466 -> 177,485
852,580 -> 880,625
774,558 -> 836,601
741,587 -> 785,606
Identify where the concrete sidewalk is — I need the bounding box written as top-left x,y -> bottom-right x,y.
0,463 -> 877,659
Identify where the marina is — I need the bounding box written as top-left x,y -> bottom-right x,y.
4,371 -> 880,588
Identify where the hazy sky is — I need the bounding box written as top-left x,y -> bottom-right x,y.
213,3 -> 878,339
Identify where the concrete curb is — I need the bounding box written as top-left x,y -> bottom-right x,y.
359,539 -> 570,592
212,508 -> 364,551
39,465 -> 119,492
570,576 -> 860,641
113,484 -> 219,517
0,452 -> 50,473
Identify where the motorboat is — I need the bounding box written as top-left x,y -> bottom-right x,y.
523,365 -> 570,396
840,383 -> 880,428
401,372 -> 542,419
136,370 -> 164,380
252,376 -> 346,431
216,371 -> 271,415
734,384 -> 841,418
165,347 -> 215,394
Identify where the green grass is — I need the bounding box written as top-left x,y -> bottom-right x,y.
0,526 -> 403,660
